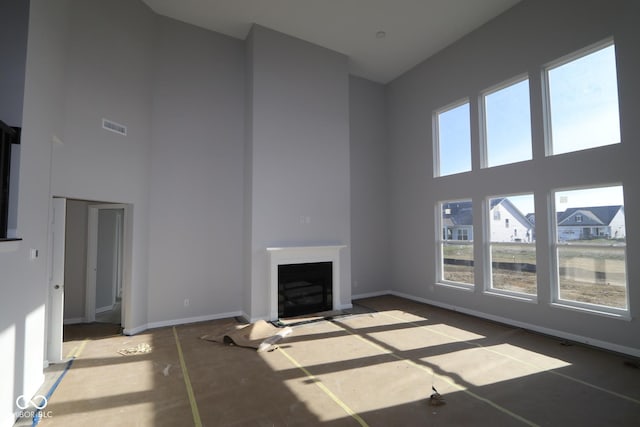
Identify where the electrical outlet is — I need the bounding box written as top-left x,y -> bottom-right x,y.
184,299 -> 189,307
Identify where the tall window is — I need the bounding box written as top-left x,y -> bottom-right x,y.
546,41 -> 620,155
438,200 -> 474,286
483,78 -> 532,167
553,185 -> 627,311
435,102 -> 471,177
0,121 -> 20,239
488,195 -> 536,296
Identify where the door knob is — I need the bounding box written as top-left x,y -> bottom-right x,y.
54,284 -> 60,289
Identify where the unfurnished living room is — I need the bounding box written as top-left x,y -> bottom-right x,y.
1,0 -> 639,426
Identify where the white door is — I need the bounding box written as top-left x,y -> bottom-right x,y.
48,197 -> 66,363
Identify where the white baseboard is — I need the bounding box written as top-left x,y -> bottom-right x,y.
146,311 -> 243,331
388,290 -> 640,358
352,290 -> 392,300
63,317 -> 85,325
123,324 -> 148,336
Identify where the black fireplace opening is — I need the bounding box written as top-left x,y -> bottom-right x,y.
278,262 -> 332,318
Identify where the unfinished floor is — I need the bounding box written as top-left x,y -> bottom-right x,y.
25,295 -> 640,426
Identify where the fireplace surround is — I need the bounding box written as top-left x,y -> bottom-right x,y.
267,245 -> 345,320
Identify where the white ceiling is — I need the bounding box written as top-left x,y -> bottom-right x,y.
141,0 -> 520,83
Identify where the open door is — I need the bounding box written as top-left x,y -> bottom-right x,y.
48,197 -> 66,363
86,204 -> 126,324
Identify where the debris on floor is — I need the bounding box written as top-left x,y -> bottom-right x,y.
162,364 -> 171,376
118,342 -> 152,356
200,319 -> 293,352
429,386 -> 446,406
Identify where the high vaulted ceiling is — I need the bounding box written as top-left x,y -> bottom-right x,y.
141,0 -> 520,83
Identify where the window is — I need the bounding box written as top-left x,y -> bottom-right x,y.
488,195 -> 536,296
554,185 -> 627,311
483,78 -> 532,167
504,218 -> 509,228
575,214 -> 583,223
435,101 -> 471,177
0,121 -> 20,239
493,209 -> 501,220
438,200 -> 474,286
546,41 -> 620,155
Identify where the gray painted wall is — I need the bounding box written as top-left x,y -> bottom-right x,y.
349,76 -> 390,297
0,0 -> 71,424
245,26 -> 351,319
387,0 -> 640,352
51,0 -> 155,333
147,15 -> 245,324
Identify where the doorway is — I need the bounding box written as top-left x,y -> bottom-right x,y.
47,198 -> 132,363
86,204 -> 125,325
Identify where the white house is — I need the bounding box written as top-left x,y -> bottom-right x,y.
557,205 -> 626,241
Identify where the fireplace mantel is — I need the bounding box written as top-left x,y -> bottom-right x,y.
267,245 -> 345,320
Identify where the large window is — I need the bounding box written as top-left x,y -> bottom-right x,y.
546,41 -> 620,155
483,78 -> 532,167
434,102 -> 471,177
432,39 -> 626,316
438,200 -> 474,286
488,194 -> 536,296
0,120 -> 20,239
553,185 -> 627,311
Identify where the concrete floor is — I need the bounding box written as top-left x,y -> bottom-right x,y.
22,295 -> 640,426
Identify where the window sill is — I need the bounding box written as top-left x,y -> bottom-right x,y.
0,238 -> 22,252
551,302 -> 631,321
435,281 -> 474,292
484,290 -> 537,304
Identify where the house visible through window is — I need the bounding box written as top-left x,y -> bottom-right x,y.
433,38 -> 626,316
0,120 -> 20,239
438,200 -> 474,286
554,185 -> 627,311
488,195 -> 536,296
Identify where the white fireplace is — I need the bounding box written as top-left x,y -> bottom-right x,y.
266,245 -> 345,320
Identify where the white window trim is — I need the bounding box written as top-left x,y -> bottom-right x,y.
551,184 -> 629,316
479,73 -> 531,169
435,200 -> 475,289
484,195 -> 537,301
433,98 -> 470,178
542,37 -> 617,157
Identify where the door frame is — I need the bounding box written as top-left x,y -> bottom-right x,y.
85,204 -> 129,323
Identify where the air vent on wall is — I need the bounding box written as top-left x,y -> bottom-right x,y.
102,118 -> 127,136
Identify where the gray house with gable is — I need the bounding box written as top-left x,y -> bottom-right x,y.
557,205 -> 625,241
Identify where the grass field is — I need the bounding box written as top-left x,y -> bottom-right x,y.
442,240 -> 627,308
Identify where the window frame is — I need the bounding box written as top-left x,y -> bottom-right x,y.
433,98 -> 472,178
550,184 -> 629,317
542,37 -> 620,157
436,199 -> 475,290
484,193 -> 537,301
479,74 -> 533,168
0,120 -> 20,240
